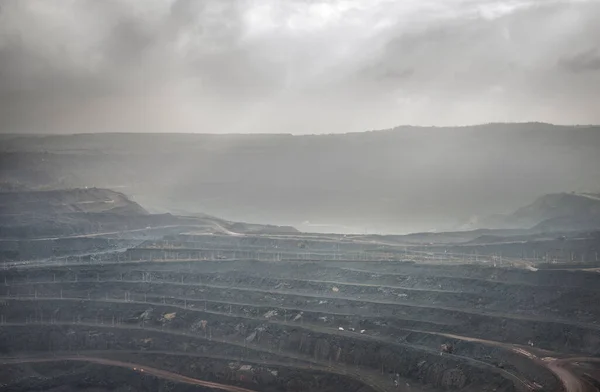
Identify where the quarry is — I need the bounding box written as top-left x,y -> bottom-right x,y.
1,188 -> 600,392
2,5 -> 600,390
2,228 -> 600,391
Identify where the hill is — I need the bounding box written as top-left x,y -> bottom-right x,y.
1,123 -> 600,233
0,188 -> 298,239
0,187 -> 148,216
467,192 -> 600,231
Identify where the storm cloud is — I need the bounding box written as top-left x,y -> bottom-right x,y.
0,0 -> 599,134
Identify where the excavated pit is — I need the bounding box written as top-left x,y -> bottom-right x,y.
2,256 -> 599,392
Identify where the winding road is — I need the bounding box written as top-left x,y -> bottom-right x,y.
1,355 -> 259,392
545,358 -> 600,392
406,329 -> 600,392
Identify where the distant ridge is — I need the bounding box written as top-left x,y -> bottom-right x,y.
1,122 -> 599,137
2,123 -> 600,233
465,192 -> 600,231
0,187 -> 148,216
0,187 -> 299,239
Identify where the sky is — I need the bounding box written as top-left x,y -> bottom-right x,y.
0,0 -> 599,134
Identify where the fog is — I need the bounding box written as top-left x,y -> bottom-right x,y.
2,3 -> 600,388
1,0 -> 599,134
1,0 -> 600,232
2,124 -> 600,233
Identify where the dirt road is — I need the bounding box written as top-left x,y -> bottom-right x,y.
445,336 -> 599,392
1,355 -> 259,392
396,328 -> 600,392
545,358 -> 600,392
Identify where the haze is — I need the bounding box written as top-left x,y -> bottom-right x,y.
3,3 -> 600,390
1,0 -> 599,134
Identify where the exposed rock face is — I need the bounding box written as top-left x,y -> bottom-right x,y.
0,188 -> 298,241
470,192 -> 600,231
0,187 -> 148,216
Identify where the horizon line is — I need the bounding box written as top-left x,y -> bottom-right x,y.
1,121 -> 599,137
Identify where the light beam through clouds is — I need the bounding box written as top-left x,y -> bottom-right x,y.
0,0 -> 599,134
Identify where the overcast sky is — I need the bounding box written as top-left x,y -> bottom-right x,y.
0,0 -> 599,134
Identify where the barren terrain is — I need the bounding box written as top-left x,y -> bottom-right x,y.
2,230 -> 600,392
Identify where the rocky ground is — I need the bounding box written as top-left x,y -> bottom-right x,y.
1,234 -> 600,392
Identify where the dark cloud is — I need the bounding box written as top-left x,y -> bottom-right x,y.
0,0 -> 599,134
559,49 -> 600,73
104,19 -> 155,65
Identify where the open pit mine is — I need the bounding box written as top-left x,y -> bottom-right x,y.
1,190 -> 600,392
